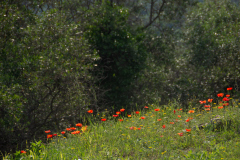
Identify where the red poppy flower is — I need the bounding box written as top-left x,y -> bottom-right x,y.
162,125 -> 166,129
66,128 -> 71,131
61,131 -> 65,134
140,117 -> 145,119
53,134 -> 57,137
178,115 -> 181,118
119,119 -> 123,122
208,99 -> 213,103
130,127 -> 137,130
154,109 -> 160,111
116,112 -> 121,115
178,133 -> 183,136
205,108 -> 211,111
223,97 -> 230,101
217,93 -> 224,97
218,106 -> 223,109
138,128 -> 141,130
47,134 -> 53,138
199,100 -> 206,104
160,135 -> 163,137
76,123 -> 83,127
157,119 -> 162,121
170,122 -> 174,124
75,131 -> 80,134
223,103 -> 229,106
179,108 -> 182,111
204,105 -> 211,108
45,130 -> 51,134
188,110 -> 194,113
186,129 -> 191,132
70,127 -> 76,131
113,115 -> 118,117
226,94 -> 230,97
101,118 -> 107,121
127,115 -> 132,117
227,87 -> 233,91
20,150 -> 26,154
71,131 -> 76,134
120,109 -> 125,112
135,111 -> 140,114
144,106 -> 149,108
186,119 -> 189,122
174,110 -> 176,114
87,110 -> 93,113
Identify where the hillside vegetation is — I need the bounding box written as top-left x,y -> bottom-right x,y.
1,0 -> 240,157
4,88 -> 240,159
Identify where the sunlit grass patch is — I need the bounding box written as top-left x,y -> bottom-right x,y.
5,88 -> 240,159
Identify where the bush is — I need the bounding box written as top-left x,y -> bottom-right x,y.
182,0 -> 240,98
0,4 -> 100,154
84,2 -> 147,109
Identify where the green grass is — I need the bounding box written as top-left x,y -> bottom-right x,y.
4,99 -> 240,160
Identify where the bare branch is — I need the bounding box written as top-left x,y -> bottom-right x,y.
142,0 -> 166,30
150,0 -> 154,22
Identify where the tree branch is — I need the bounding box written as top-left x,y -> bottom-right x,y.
150,0 -> 154,23
142,0 -> 166,30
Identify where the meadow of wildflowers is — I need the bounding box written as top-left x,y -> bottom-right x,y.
3,87 -> 240,159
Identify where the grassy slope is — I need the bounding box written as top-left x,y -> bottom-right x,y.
4,99 -> 240,160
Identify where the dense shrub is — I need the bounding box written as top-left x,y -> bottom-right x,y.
181,0 -> 240,99
84,2 -> 148,109
0,4 -> 100,154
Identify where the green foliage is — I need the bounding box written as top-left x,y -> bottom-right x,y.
84,2 -> 147,108
0,1 -> 100,154
183,0 -> 240,96
0,1 -> 35,86
184,150 -> 219,159
29,140 -> 45,156
127,0 -> 199,106
186,0 -> 240,68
